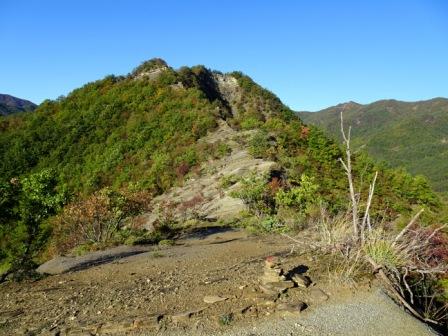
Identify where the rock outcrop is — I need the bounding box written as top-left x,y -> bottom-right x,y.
140,120 -> 278,231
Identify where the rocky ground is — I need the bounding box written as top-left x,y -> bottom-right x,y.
0,228 -> 439,336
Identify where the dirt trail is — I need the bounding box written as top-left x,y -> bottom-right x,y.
0,228 -> 438,335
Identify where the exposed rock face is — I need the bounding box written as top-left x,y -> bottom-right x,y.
214,73 -> 242,117
133,66 -> 169,80
140,120 -> 278,231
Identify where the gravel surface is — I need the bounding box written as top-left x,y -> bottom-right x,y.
158,289 -> 439,336
213,289 -> 438,336
1,229 -> 440,336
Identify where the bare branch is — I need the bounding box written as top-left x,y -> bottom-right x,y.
361,171 -> 378,241
339,110 -> 359,238
366,256 -> 426,322
393,209 -> 424,245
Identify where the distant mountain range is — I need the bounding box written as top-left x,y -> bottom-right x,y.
298,98 -> 448,192
0,94 -> 37,116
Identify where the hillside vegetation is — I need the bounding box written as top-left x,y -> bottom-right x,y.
0,59 -> 445,279
298,98 -> 448,193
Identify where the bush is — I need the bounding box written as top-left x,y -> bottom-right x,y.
259,216 -> 285,233
50,188 -> 151,255
248,131 -> 272,159
231,173 -> 274,217
240,117 -> 263,130
275,174 -> 320,214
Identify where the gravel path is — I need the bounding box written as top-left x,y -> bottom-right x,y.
159,289 -> 439,336
213,289 -> 439,336
1,229 -> 440,336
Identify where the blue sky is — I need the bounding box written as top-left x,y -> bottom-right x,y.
1,0 -> 447,111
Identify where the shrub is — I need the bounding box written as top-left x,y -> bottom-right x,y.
217,142 -> 232,157
175,162 -> 190,179
259,216 -> 285,233
218,313 -> 234,326
248,131 -> 271,159
240,117 -> 263,130
220,174 -> 239,189
51,188 -> 151,255
231,173 -> 274,217
275,174 -> 320,214
178,193 -> 205,220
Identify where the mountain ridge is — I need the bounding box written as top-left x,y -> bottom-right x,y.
298,97 -> 448,192
1,57 -> 445,286
0,93 -> 37,116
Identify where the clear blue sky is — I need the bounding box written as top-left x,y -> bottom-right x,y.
1,0 -> 447,111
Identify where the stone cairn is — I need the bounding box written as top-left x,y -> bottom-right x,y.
256,256 -> 308,314
259,256 -> 311,294
260,256 -> 286,284
259,256 -> 294,294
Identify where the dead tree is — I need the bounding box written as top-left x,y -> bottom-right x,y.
338,110 -> 360,238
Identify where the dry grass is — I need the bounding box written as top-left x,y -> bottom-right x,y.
309,206 -> 448,328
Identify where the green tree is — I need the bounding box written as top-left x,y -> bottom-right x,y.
0,170 -> 66,280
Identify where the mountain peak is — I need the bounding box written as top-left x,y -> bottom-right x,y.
336,101 -> 362,109
131,58 -> 170,78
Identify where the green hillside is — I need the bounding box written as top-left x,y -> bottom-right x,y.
299,98 -> 448,193
0,59 -> 444,278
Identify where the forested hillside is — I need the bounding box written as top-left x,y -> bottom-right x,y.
0,59 -> 445,279
298,98 -> 448,193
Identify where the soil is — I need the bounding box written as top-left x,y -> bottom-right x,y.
0,228 -> 439,336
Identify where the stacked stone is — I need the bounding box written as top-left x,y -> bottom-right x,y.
260,256 -> 285,284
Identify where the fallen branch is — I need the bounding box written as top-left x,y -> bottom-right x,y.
365,256 -> 440,324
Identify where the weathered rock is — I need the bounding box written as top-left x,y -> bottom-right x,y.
141,120 -> 279,230
260,280 -> 295,295
171,312 -> 192,323
97,320 -> 134,334
309,288 -> 329,303
171,308 -> 205,323
243,290 -> 279,304
291,274 -> 311,288
270,280 -> 296,292
239,305 -> 256,315
276,301 -> 306,314
259,284 -> 279,295
36,245 -> 151,275
133,314 -> 163,330
63,316 -> 162,336
260,256 -> 287,285
265,256 -> 281,268
203,295 -> 228,304
260,268 -> 285,283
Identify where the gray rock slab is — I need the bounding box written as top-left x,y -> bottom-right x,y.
36,245 -> 152,275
